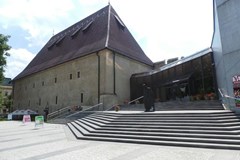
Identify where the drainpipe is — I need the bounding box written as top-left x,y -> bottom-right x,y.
97,52 -> 100,103
113,51 -> 116,95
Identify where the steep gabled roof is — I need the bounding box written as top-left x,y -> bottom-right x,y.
14,5 -> 153,80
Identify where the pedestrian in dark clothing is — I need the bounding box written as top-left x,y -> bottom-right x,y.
143,84 -> 155,112
43,107 -> 49,122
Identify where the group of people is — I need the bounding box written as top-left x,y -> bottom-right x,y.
142,83 -> 155,112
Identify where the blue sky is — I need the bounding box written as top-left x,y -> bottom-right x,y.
0,0 -> 213,79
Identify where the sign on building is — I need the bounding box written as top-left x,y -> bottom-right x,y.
233,75 -> 240,107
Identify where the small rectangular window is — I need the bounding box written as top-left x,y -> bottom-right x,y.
70,74 -> 72,80
77,71 -> 80,78
56,96 -> 58,104
81,93 -> 83,103
33,83 -> 35,88
55,77 -> 57,83
42,81 -> 44,86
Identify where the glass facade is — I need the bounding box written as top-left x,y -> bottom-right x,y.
130,52 -> 217,102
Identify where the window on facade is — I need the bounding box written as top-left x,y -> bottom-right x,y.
56,96 -> 58,104
81,93 -> 83,103
175,65 -> 183,77
33,83 -> 35,88
202,54 -> 212,77
70,74 -> 72,80
77,71 -> 80,78
169,68 -> 175,79
162,70 -> 168,83
42,81 -> 44,86
192,58 -> 202,78
71,26 -> 82,38
82,21 -> 93,32
5,92 -> 8,96
55,77 -> 57,83
182,62 -> 192,75
114,15 -> 125,30
55,35 -> 65,46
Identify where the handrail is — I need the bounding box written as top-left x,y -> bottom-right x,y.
47,105 -> 72,119
218,88 -> 240,110
105,104 -> 119,111
218,88 -> 240,101
128,96 -> 144,104
65,103 -> 103,118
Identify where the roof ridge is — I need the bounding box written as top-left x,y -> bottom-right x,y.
105,5 -> 111,47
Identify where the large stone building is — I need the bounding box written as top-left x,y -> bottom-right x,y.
13,0 -> 240,114
13,5 -> 153,114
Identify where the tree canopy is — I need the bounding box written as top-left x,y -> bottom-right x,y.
0,34 -> 11,82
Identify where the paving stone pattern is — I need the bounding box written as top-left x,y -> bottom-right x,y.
0,120 -> 240,160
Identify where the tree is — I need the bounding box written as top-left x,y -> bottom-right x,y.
0,34 -> 11,82
0,34 -> 11,112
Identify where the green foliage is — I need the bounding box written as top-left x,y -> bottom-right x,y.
4,94 -> 13,112
0,92 -> 3,109
0,34 -> 11,82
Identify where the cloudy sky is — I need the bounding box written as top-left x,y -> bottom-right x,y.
0,0 -> 213,79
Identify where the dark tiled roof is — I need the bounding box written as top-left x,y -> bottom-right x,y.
14,5 -> 153,80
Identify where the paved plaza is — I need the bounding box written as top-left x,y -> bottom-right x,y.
0,120 -> 240,160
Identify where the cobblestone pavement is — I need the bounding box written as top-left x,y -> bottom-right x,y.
0,121 -> 239,160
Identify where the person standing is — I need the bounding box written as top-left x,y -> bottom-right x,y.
143,83 -> 155,112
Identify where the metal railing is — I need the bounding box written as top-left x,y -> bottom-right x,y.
65,103 -> 103,118
128,96 -> 144,104
218,88 -> 240,110
105,104 -> 119,111
47,106 -> 73,120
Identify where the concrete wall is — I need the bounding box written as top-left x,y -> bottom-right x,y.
212,0 -> 240,111
13,49 -> 152,114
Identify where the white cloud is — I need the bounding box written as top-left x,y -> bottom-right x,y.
1,0 -> 213,78
111,0 -> 213,62
0,0 -> 76,48
4,48 -> 35,79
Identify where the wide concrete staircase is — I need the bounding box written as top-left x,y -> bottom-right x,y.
119,100 -> 224,111
67,110 -> 240,150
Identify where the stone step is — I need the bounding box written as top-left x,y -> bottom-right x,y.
78,119 -> 240,138
82,117 -> 240,131
87,114 -> 240,123
79,121 -> 240,140
95,126 -> 240,135
87,115 -> 239,122
71,121 -> 240,143
68,121 -> 240,150
67,111 -> 240,150
84,116 -> 240,127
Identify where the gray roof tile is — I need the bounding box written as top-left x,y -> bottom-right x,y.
14,5 -> 153,80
